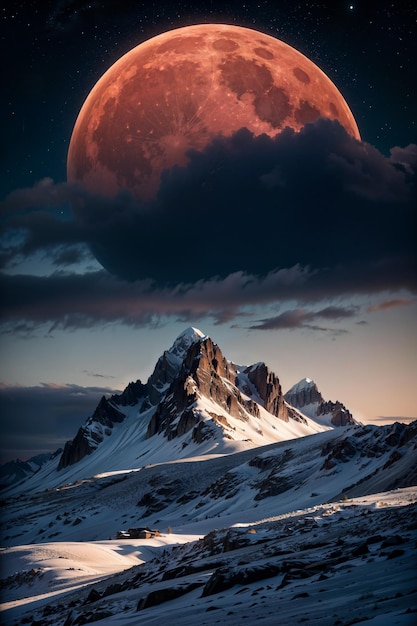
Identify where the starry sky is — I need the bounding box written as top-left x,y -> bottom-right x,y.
1,1 -> 416,463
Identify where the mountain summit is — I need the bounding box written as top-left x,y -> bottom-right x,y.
284,377 -> 355,427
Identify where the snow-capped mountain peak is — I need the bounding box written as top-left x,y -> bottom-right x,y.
286,377 -> 319,395
284,377 -> 355,427
168,326 -> 206,359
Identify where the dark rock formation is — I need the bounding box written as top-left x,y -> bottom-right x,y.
89,396 -> 125,428
284,378 -> 323,408
58,397 -> 125,470
317,400 -> 355,426
137,582 -> 203,611
57,428 -> 96,471
320,421 -> 417,479
145,350 -> 184,408
141,327 -> 205,411
246,362 -> 289,421
146,337 -> 283,442
201,562 -> 281,597
112,380 -> 147,406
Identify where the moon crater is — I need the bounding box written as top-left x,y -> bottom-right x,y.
254,47 -> 275,60
213,38 -> 239,52
293,67 -> 310,84
254,86 -> 292,128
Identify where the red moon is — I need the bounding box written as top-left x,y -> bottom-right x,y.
67,24 -> 360,201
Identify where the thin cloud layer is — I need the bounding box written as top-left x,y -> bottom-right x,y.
367,298 -> 415,312
0,267 -> 308,332
249,305 -> 358,331
1,263 -> 415,334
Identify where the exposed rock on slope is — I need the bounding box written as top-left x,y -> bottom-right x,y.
142,327 -> 206,410
146,336 -> 293,443
113,380 -> 147,406
245,362 -> 289,421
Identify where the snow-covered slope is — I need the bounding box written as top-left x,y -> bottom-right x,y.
1,420 -> 416,626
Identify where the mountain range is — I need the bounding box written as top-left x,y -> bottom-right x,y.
1,327 -> 355,491
1,327 -> 416,626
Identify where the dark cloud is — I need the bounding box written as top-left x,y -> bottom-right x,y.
74,121 -> 416,285
0,268 -> 303,332
1,120 -> 416,332
49,244 -> 92,267
1,261 -> 417,334
0,178 -> 81,215
0,383 -> 119,463
0,211 -> 85,271
2,120 -> 415,287
248,305 -> 357,331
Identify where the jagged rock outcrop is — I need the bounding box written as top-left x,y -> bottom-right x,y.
88,395 -> 125,428
320,421 -> 417,485
113,380 -> 147,406
245,362 -> 289,421
317,400 -> 355,426
146,351 -> 184,407
141,327 -> 206,411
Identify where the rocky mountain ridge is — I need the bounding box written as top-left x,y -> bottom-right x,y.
56,328 -> 355,473
0,451 -> 62,489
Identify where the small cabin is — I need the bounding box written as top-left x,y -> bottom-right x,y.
116,527 -> 160,539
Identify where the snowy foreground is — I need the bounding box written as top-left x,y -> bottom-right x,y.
1,423 -> 417,626
1,489 -> 416,626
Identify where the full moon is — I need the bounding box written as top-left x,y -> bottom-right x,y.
67,24 -> 360,202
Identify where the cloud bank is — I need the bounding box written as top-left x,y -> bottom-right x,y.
0,383 -> 118,463
1,119 -> 416,332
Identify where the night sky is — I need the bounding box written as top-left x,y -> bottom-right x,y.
1,1 -> 416,463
